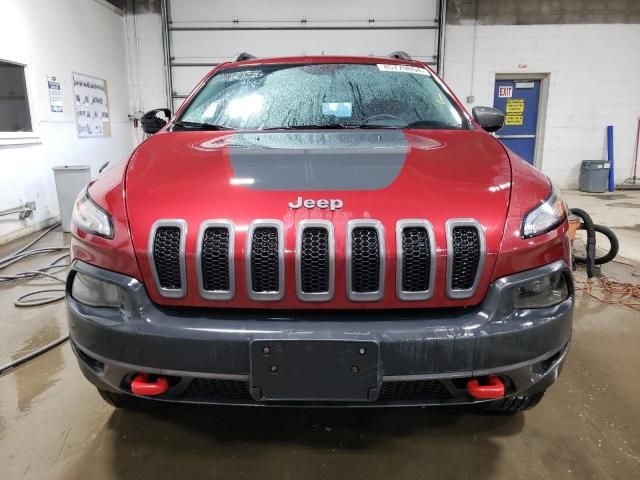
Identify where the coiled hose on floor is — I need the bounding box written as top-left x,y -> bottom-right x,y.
0,222 -> 69,306
0,223 -> 70,375
570,208 -> 619,278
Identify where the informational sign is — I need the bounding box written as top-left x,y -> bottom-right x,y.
504,98 -> 525,125
505,98 -> 525,113
498,86 -> 513,98
47,75 -> 63,113
505,115 -> 523,126
72,72 -> 110,137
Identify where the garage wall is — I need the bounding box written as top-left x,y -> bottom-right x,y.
0,0 -> 133,243
443,3 -> 640,188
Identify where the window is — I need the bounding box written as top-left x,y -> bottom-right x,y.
178,63 -> 466,131
0,60 -> 33,133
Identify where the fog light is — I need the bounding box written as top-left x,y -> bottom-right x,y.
513,272 -> 569,309
71,272 -> 122,308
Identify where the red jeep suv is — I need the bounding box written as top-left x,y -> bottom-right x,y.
66,54 -> 572,412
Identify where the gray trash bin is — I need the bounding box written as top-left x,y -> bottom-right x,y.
579,160 -> 610,193
52,165 -> 91,232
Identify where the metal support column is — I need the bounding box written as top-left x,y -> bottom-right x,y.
436,0 -> 447,75
160,0 -> 173,109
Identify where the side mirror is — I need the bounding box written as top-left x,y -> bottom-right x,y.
141,108 -> 171,135
472,106 -> 505,133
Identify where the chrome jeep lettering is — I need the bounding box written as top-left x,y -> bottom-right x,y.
288,197 -> 303,209
330,199 -> 343,211
288,197 -> 343,211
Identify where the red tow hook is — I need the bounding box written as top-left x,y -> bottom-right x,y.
467,375 -> 505,399
131,373 -> 169,396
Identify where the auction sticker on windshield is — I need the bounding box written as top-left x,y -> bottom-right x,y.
377,64 -> 430,76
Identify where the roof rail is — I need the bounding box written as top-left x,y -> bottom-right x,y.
234,52 -> 257,62
388,51 -> 412,61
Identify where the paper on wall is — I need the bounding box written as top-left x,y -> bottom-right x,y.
72,72 -> 110,137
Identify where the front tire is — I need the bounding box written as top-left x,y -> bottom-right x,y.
97,388 -> 159,412
480,391 -> 545,414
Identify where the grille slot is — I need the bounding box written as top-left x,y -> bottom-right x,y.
396,220 -> 435,301
149,220 -> 186,298
446,219 -> 485,298
378,380 -> 452,401
247,221 -> 284,301
183,378 -> 252,401
197,221 -> 234,300
297,221 -> 334,301
347,220 -> 384,301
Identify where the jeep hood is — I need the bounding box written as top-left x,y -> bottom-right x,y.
125,129 -> 512,308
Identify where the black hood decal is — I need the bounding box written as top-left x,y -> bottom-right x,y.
228,131 -> 408,191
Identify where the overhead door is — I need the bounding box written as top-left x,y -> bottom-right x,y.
162,0 -> 445,110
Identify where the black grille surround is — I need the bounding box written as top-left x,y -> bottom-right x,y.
347,220 -> 385,301
296,220 -> 334,302
148,220 -> 186,298
446,219 -> 485,299
181,378 -> 453,404
396,220 -> 436,301
197,221 -> 234,300
247,221 -> 284,301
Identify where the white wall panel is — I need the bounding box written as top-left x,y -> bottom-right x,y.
169,0 -> 439,25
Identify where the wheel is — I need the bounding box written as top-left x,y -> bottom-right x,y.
479,391 -> 545,414
97,388 -> 159,412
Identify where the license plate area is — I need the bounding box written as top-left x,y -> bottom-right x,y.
250,340 -> 380,402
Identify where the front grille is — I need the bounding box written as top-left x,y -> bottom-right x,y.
147,217 -> 487,303
200,226 -> 230,292
152,225 -> 183,290
183,378 -> 252,401
350,226 -> 382,295
300,227 -> 330,293
401,227 -> 432,292
378,380 -> 451,401
450,225 -> 481,291
249,224 -> 282,298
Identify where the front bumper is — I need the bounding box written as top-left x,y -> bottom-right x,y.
66,260 -> 573,406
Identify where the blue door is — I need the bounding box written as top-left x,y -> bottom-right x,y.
492,79 -> 541,165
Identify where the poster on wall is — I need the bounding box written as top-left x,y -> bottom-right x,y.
72,72 -> 110,137
47,75 -> 63,113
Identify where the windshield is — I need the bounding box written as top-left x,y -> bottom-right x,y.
177,63 -> 467,130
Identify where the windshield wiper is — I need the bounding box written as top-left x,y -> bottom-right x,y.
262,124 -> 400,130
404,120 -> 461,130
173,121 -> 232,131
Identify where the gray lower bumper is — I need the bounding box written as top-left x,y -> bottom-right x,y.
66,260 -> 573,406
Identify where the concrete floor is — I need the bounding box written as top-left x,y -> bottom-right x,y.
1,203 -> 639,479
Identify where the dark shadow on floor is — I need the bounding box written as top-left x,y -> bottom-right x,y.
62,403 -> 525,480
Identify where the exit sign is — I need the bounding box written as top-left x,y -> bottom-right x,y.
498,86 -> 513,98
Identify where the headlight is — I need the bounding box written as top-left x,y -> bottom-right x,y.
521,187 -> 567,238
72,188 -> 114,238
513,272 -> 570,309
71,272 -> 123,308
